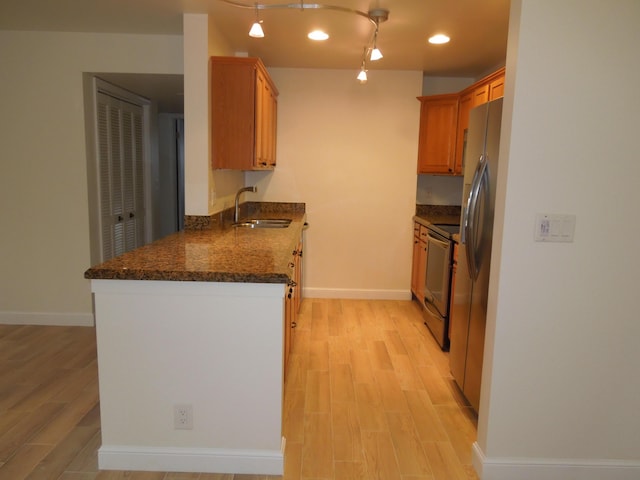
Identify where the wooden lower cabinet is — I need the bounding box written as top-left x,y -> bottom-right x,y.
410,222 -> 428,304
284,240 -> 303,379
411,223 -> 421,296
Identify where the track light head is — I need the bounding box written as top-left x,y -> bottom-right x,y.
249,21 -> 264,37
357,68 -> 368,83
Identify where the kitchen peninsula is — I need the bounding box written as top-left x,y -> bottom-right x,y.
84,202 -> 306,475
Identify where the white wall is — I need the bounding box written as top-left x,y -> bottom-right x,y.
246,68 -> 422,299
422,75 -> 474,96
0,30 -> 182,324
183,14 -> 245,217
93,280 -> 285,474
477,0 -> 640,477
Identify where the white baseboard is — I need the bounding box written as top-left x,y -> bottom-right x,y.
98,445 -> 284,475
473,442 -> 640,480
0,311 -> 94,326
303,287 -> 412,301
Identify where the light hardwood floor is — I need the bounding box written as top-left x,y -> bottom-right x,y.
0,299 -> 478,480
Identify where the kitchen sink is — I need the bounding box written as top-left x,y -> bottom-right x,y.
232,218 -> 292,228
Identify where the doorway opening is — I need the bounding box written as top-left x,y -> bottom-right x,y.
83,73 -> 184,265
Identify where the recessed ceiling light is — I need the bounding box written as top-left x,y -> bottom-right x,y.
428,34 -> 450,45
308,30 -> 329,41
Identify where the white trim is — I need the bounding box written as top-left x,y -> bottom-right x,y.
98,444 -> 284,475
473,442 -> 640,480
0,311 -> 94,326
303,287 -> 412,301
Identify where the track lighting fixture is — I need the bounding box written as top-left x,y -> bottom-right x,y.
248,4 -> 264,38
357,67 -> 368,83
369,21 -> 383,61
357,48 -> 368,83
219,1 -> 390,82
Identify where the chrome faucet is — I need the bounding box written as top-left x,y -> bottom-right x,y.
234,186 -> 257,223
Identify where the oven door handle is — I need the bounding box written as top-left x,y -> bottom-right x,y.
424,294 -> 446,318
426,232 -> 450,247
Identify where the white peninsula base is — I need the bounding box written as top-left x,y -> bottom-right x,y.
90,279 -> 286,475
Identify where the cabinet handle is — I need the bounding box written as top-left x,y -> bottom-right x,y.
129,212 -> 135,218
291,321 -> 297,329
288,262 -> 295,268
117,215 -> 123,222
288,280 -> 297,287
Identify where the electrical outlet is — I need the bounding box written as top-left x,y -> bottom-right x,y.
173,404 -> 193,430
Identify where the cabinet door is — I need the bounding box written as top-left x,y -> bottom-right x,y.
255,69 -> 270,169
416,226 -> 428,304
255,66 -> 278,169
263,79 -> 277,168
411,223 -> 422,296
210,56 -> 278,171
293,241 -> 302,314
416,95 -> 459,174
210,58 -> 256,170
488,74 -> 505,100
284,285 -> 292,379
472,84 -> 489,107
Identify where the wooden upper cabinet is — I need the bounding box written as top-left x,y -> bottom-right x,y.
416,94 -> 459,174
472,84 -> 489,107
210,56 -> 279,170
488,73 -> 505,101
418,67 -> 505,176
255,68 -> 278,168
471,67 -> 505,106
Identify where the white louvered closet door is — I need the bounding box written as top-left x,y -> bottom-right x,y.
97,92 -> 146,261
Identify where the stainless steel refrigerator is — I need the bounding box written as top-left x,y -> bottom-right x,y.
450,97 -> 503,412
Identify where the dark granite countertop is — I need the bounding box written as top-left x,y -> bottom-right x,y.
84,203 -> 306,284
413,204 -> 461,227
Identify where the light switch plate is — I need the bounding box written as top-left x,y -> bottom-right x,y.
534,213 -> 576,242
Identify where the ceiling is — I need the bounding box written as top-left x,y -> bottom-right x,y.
0,0 -> 510,113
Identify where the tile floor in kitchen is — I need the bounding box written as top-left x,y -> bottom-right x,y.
0,298 -> 478,479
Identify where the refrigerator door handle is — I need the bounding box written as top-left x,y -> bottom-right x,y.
465,154 -> 488,281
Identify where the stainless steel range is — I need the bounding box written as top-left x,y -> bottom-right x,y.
423,223 -> 459,350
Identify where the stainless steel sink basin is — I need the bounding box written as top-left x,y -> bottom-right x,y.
232,218 -> 292,228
